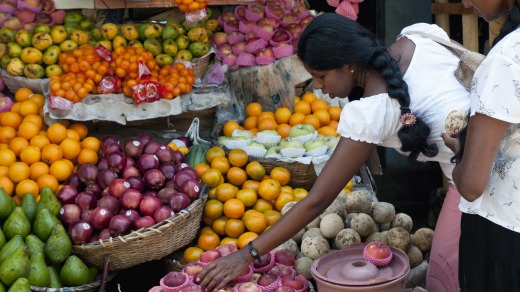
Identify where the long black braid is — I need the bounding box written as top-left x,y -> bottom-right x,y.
297,13 -> 438,162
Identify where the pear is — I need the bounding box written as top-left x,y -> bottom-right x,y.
47,266 -> 62,288
33,208 -> 60,242
28,252 -> 50,287
25,235 -> 44,258
0,235 -> 25,264
3,207 -> 31,240
0,246 -> 30,286
0,281 -> 4,292
0,188 -> 15,222
6,277 -> 29,292
0,230 -> 5,252
88,266 -> 99,283
20,194 -> 37,224
36,187 -> 61,217
60,255 -> 90,287
44,224 -> 71,265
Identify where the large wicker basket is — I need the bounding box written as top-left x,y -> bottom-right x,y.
30,273 -> 116,292
250,156 -> 318,190
192,52 -> 214,79
72,189 -> 208,271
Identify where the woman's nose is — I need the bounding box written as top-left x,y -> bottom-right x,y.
312,79 -> 323,90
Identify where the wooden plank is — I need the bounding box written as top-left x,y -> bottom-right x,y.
94,0 -> 255,9
489,16 -> 506,47
55,0 -> 95,9
462,14 -> 478,51
434,0 -> 450,35
431,3 -> 474,15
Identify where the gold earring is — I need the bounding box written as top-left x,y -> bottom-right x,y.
351,69 -> 354,73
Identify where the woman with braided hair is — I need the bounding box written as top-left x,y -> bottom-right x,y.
441,0 -> 520,291
197,13 -> 470,291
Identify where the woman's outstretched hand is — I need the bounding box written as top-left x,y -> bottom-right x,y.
196,247 -> 253,291
441,132 -> 461,154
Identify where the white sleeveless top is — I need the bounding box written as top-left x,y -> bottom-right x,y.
336,23 -> 470,181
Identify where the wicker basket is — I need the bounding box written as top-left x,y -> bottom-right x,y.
192,52 -> 214,79
251,156 -> 317,190
72,190 -> 208,271
30,273 -> 116,292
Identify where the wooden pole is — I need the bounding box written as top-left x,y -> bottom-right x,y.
435,0 -> 450,35
489,16 -> 507,47
462,13 -> 478,51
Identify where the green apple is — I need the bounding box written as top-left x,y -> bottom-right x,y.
302,124 -> 316,133
233,130 -> 254,139
322,136 -> 340,151
247,141 -> 266,150
231,136 -> 249,141
281,140 -> 304,149
217,136 -> 229,146
289,124 -> 314,138
279,138 -> 290,148
304,139 -> 327,152
266,146 -> 282,157
259,130 -> 279,136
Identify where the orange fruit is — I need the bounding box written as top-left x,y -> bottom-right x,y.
36,173 -> 59,193
9,103 -> 21,113
253,198 -> 273,213
328,120 -> 339,130
236,188 -> 257,208
243,116 -> 258,130
223,120 -> 241,137
289,112 -> 306,127
30,135 -> 50,149
257,178 -> 281,201
211,156 -> 230,175
258,118 -> 278,131
183,246 -> 204,263
0,126 -> 16,143
68,123 -> 88,140
205,146 -> 226,164
223,198 -> 245,219
311,99 -> 329,113
228,149 -> 248,168
257,112 -> 275,122
318,126 -> 338,137
276,123 -> 291,138
226,167 -> 248,186
208,187 -> 217,199
17,121 -> 40,140
293,188 -> 309,201
303,115 -> 320,130
197,232 -> 221,251
245,102 -> 263,117
19,145 -> 41,165
237,232 -> 259,249
29,161 -> 49,180
263,209 -> 282,226
0,166 -> 7,177
41,144 -> 63,165
328,106 -> 342,121
269,166 -> 291,186
76,148 -> 99,165
194,164 -> 210,177
314,109 -> 331,127
19,100 -> 39,117
15,88 -> 33,102
65,129 -> 81,141
199,226 -> 216,235
0,149 -> 16,166
0,112 -> 22,129
243,211 -> 267,233
15,179 -> 39,198
0,176 -> 14,195
49,160 -> 72,181
203,199 -> 224,219
301,92 -> 317,104
80,136 -> 101,153
215,183 -> 238,202
23,114 -> 43,129
59,138 -> 81,160
212,216 -> 229,236
224,218 -> 245,238
47,123 -> 68,144
28,93 -> 45,107
294,95 -> 301,103
220,237 -> 238,247
245,161 -> 266,181
8,137 -> 29,157
8,161 -> 30,183
242,180 -> 260,193
201,168 -> 223,188
274,192 -> 295,211
280,185 -> 293,194
294,101 -> 311,115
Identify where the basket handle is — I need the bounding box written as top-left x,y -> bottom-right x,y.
185,118 -> 210,146
100,256 -> 110,292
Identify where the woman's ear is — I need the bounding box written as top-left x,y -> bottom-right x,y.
343,64 -> 355,74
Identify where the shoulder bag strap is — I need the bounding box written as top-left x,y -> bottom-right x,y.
401,30 -> 468,59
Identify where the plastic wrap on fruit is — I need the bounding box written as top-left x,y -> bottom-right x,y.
0,95 -> 13,112
138,60 -> 151,79
185,8 -> 207,24
205,63 -> 227,85
96,44 -> 112,61
48,95 -> 73,110
132,81 -> 162,105
100,76 -> 120,94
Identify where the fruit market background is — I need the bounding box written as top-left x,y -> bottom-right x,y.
0,0 -> 502,291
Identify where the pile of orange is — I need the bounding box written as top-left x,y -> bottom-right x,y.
234,92 -> 342,138
181,146 -> 309,263
111,46 -> 158,97
0,87 -> 101,204
173,0 -> 209,13
154,62 -> 195,99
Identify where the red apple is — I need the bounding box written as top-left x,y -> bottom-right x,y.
215,243 -> 238,257
271,30 -> 291,43
267,5 -> 284,18
365,242 -> 392,259
199,249 -> 221,263
218,43 -> 233,55
225,20 -> 239,30
232,41 -> 247,54
274,249 -> 296,266
276,287 -> 296,292
281,13 -> 298,23
183,262 -> 204,277
256,48 -> 274,59
299,15 -> 315,27
180,284 -> 204,292
280,275 -> 304,290
162,271 -> 187,287
219,12 -> 237,23
250,6 -> 265,18
236,281 -> 261,292
235,6 -> 247,19
257,18 -> 277,30
257,274 -> 278,287
291,4 -> 306,15
253,253 -> 272,268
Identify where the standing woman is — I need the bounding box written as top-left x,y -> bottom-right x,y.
441,0 -> 520,291
197,13 -> 469,291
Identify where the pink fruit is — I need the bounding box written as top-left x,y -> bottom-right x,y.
280,275 -> 304,290
275,249 -> 296,266
215,243 -> 238,257
183,262 -> 204,277
257,274 -> 278,287
162,271 -> 187,287
199,249 -> 221,263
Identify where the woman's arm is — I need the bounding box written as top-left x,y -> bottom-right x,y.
452,113 -> 508,201
197,137 -> 377,290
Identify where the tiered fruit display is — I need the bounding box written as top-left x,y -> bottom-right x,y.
179,146 -> 307,264
212,0 -> 314,67
0,88 -> 100,204
0,187 -> 103,290
218,92 -> 342,158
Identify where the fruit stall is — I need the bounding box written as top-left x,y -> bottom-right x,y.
0,0 -> 436,291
